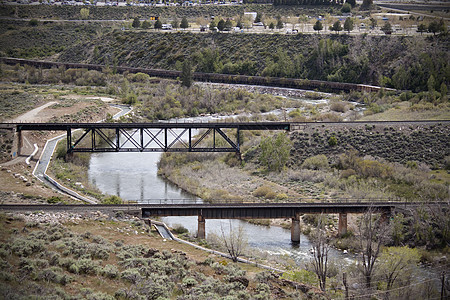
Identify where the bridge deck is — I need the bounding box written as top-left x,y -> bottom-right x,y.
0,202 -> 441,219
5,122 -> 291,131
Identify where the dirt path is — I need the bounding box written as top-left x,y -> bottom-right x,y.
10,101 -> 57,123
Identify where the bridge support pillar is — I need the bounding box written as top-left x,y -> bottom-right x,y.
197,215 -> 206,239
338,213 -> 348,237
291,214 -> 301,243
17,130 -> 23,156
380,210 -> 391,224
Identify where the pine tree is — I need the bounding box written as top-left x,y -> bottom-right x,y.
154,19 -> 162,30
343,18 -> 354,33
132,17 -> 140,28
217,19 -> 225,31
180,17 -> 189,29
313,20 -> 323,33
181,59 -> 192,88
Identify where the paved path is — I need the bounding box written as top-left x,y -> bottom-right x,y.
32,104 -> 131,201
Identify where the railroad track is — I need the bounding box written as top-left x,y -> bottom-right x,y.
0,57 -> 396,93
0,201 -> 446,212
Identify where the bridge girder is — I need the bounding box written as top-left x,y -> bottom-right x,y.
67,126 -> 241,153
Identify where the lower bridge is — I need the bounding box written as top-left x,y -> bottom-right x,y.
1,201 -> 437,242
140,202 -> 400,242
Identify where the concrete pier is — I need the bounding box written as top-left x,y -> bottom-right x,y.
198,215 -> 206,239
291,214 -> 301,243
338,213 -> 348,236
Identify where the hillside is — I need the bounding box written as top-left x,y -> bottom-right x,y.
0,211 -> 314,299
1,18 -> 448,91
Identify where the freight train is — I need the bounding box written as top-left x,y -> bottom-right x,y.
0,57 -> 395,93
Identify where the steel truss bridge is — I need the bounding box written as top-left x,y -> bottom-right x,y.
2,120 -> 449,155
3,122 -> 289,154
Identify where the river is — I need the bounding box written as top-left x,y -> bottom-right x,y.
87,127 -> 355,267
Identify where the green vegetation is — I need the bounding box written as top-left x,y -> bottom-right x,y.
1,18 -> 447,92
259,132 -> 292,172
0,88 -> 44,121
0,213 -> 305,299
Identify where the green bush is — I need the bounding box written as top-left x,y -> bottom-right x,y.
328,135 -> 338,147
182,276 -> 198,288
11,237 -> 45,257
121,268 -> 143,284
252,186 -> 274,198
102,195 -> 123,204
102,264 -> 119,279
36,267 -> 71,285
0,271 -> 15,282
55,142 -> 67,160
172,224 -> 189,235
69,259 -> 100,275
301,155 -> 329,170
47,196 -> 63,204
259,132 -> 292,172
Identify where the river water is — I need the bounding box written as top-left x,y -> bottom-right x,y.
88,128 -> 355,267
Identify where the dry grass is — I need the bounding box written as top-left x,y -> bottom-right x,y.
358,101 -> 450,121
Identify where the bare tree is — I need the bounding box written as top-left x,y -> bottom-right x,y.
358,207 -> 390,289
310,215 -> 330,291
220,221 -> 247,263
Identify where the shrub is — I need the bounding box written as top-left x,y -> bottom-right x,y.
47,196 -> 63,204
276,193 -> 288,201
301,155 -> 329,170
11,237 -> 45,257
102,264 -> 119,279
29,19 -> 39,26
252,186 -> 274,198
358,159 -> 392,179
129,72 -> 150,83
0,271 -> 15,281
55,142 -> 67,160
46,251 -> 61,266
36,267 -> 72,285
328,135 -> 338,147
259,132 -> 292,172
182,276 -> 198,288
330,101 -> 347,113
340,169 -> 356,179
117,245 -> 146,260
102,195 -> 122,204
282,269 -> 319,286
69,259 -> 100,275
172,224 -> 189,235
121,268 -> 143,284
